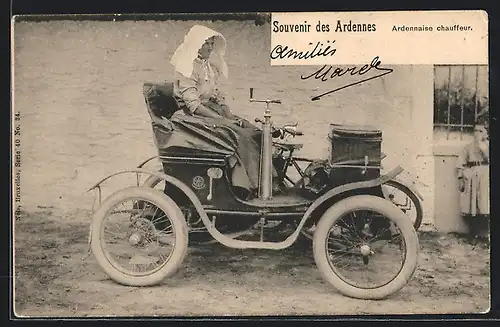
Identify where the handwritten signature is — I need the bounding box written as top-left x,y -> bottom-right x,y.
300,56 -> 394,101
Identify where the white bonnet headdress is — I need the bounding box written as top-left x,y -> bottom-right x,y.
170,25 -> 228,79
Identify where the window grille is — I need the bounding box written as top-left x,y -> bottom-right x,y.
433,65 -> 488,139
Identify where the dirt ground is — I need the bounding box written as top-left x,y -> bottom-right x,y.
13,207 -> 490,317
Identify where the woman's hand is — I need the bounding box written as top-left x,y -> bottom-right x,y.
219,104 -> 237,119
229,118 -> 243,127
458,177 -> 465,192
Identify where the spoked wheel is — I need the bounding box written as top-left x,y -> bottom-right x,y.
91,186 -> 188,286
313,195 -> 419,300
382,179 -> 423,230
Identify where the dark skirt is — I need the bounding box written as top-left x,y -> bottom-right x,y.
196,101 -> 263,191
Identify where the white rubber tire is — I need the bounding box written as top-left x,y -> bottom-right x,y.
91,186 -> 188,286
313,195 -> 419,300
143,173 -> 163,188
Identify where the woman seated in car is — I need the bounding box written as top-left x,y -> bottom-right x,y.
170,25 -> 269,197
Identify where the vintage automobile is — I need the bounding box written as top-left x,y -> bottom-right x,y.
87,82 -> 420,300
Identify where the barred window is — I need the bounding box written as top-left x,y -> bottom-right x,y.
433,65 -> 488,138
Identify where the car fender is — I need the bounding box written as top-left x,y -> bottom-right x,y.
389,176 -> 424,201
87,168 -> 203,210
298,165 -> 404,226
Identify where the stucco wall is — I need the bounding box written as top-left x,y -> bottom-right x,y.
13,21 -> 436,219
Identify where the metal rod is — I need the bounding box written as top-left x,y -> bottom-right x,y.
329,164 -> 381,169
292,160 -> 305,177
159,156 -> 225,163
447,66 -> 452,140
204,209 -> 304,217
474,65 -> 479,119
460,66 -> 465,139
280,152 -> 294,178
136,155 -> 159,168
260,217 -> 265,242
434,123 -> 474,127
291,157 -> 316,163
284,175 -> 296,185
97,186 -> 102,205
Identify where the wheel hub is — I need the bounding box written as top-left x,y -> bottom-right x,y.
128,218 -> 155,246
360,244 -> 371,256
360,244 -> 371,265
129,233 -> 143,245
